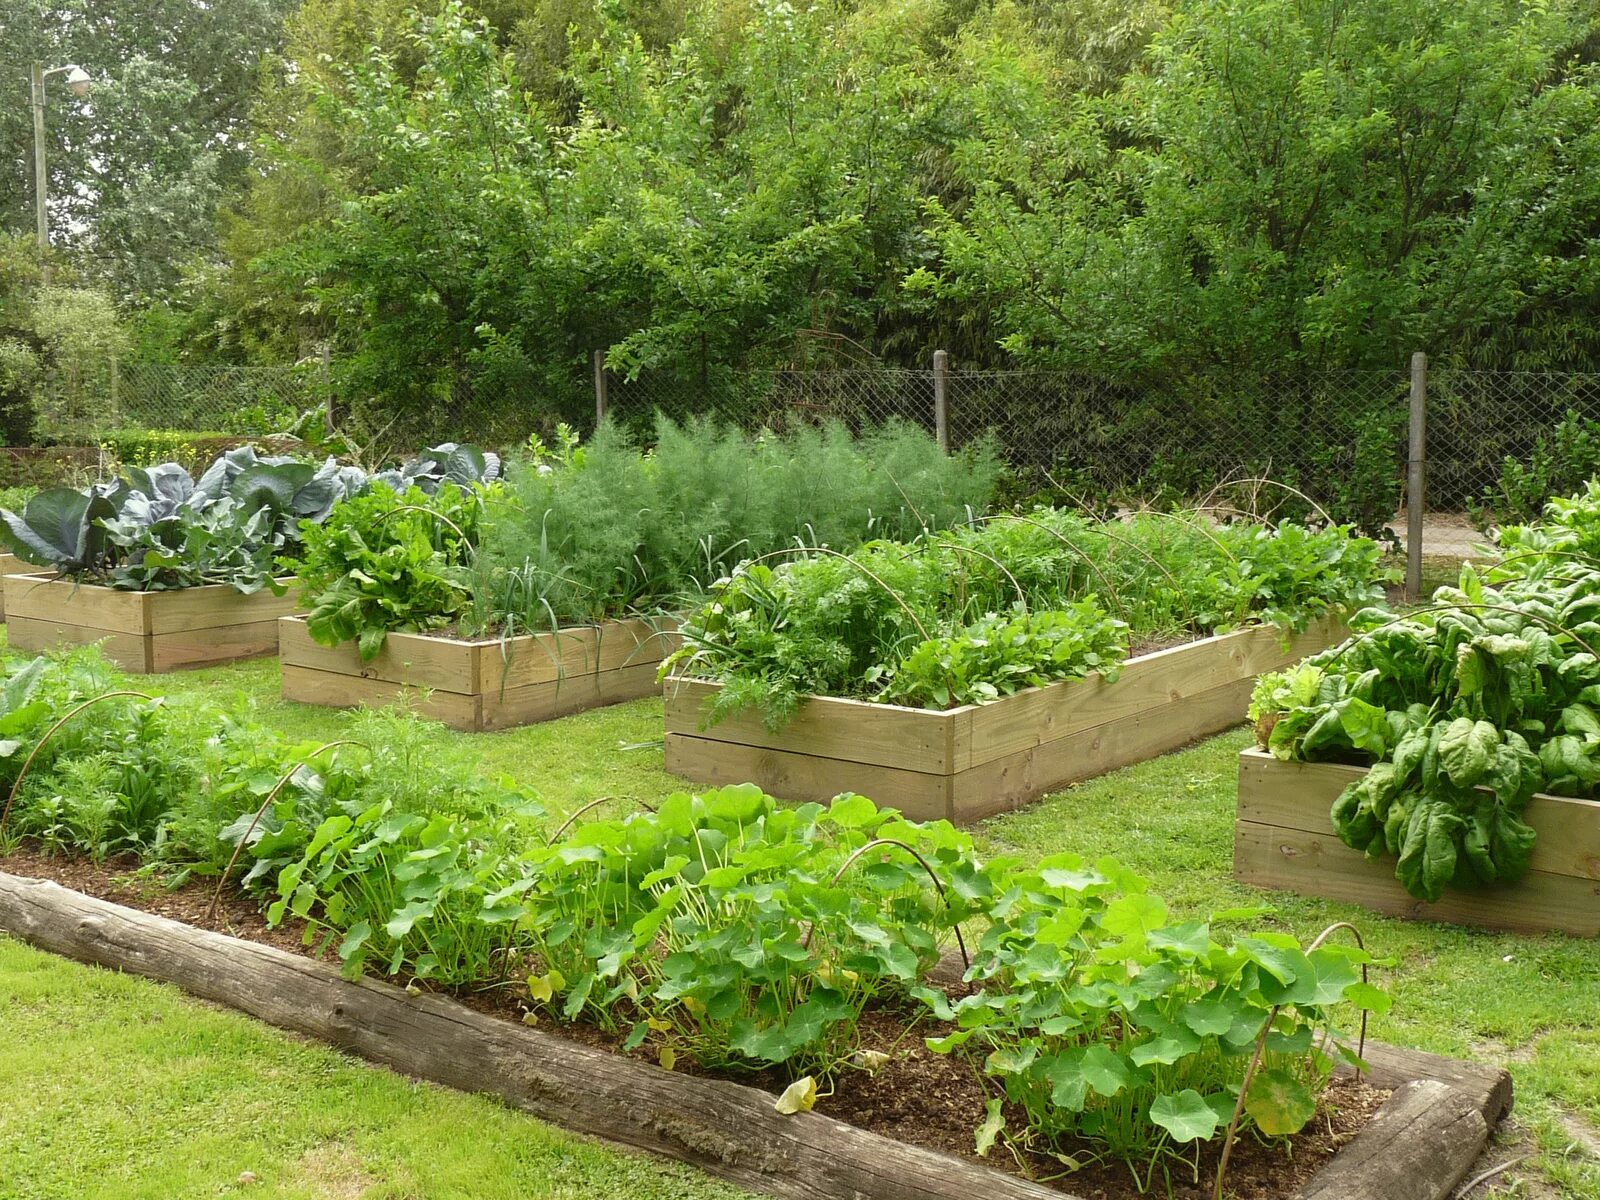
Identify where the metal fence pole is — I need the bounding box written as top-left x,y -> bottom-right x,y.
1407,351 -> 1428,601
593,350 -> 609,426
933,349 -> 949,452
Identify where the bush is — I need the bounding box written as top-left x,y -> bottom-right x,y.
1470,410 -> 1600,529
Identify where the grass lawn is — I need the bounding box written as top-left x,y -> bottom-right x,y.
3,652 -> 1598,1198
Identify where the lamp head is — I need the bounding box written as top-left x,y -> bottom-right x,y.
64,66 -> 90,97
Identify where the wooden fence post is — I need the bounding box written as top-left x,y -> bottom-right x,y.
1407,351 -> 1427,602
593,350 -> 609,426
933,349 -> 949,452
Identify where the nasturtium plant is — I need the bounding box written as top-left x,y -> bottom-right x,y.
916,854 -> 1382,1181
516,785 -> 1000,1076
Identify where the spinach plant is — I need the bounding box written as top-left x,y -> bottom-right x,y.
1252,556 -> 1600,901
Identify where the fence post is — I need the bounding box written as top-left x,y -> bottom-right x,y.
932,349 -> 949,452
593,350 -> 609,426
320,343 -> 335,437
1406,351 -> 1428,601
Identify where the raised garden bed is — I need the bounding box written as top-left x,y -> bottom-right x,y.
666,616 -> 1346,823
0,869 -> 1513,1200
1235,748 -> 1600,937
0,553 -> 19,620
4,573 -> 299,673
279,615 -> 676,731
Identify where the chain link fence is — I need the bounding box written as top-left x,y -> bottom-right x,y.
1428,367 -> 1600,521
609,362 -> 1410,532
20,351 -> 1600,552
35,361 -> 317,443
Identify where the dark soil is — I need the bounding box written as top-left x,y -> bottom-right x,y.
1127,631 -> 1202,659
0,848 -> 1388,1200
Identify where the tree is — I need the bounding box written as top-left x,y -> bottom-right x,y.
923,0 -> 1600,375
0,233 -> 125,443
0,0 -> 296,304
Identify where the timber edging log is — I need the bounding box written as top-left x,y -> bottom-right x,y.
0,871 -> 1512,1200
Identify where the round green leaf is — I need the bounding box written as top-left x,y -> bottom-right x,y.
1244,1068 -> 1317,1136
1149,1089 -> 1222,1143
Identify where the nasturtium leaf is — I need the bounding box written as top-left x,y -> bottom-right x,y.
1244,1068 -> 1317,1136
1131,1029 -> 1201,1067
1181,999 -> 1237,1037
1038,863 -> 1104,892
1079,1045 -> 1131,1097
975,1098 -> 1005,1156
1148,920 -> 1211,958
1236,937 -> 1306,986
925,1028 -> 975,1054
1273,947 -> 1360,1007
774,1076 -> 817,1114
659,1046 -> 678,1072
1344,982 -> 1392,1015
827,793 -> 880,829
1042,1052 -> 1090,1112
1101,893 -> 1169,941
986,1046 -> 1038,1076
1149,1090 -> 1222,1143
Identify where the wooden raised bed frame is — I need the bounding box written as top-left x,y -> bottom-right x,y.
666,616 -> 1346,823
0,871 -> 1514,1200
1236,748 -> 1600,937
5,572 -> 298,673
279,615 -> 676,732
0,553 -> 19,620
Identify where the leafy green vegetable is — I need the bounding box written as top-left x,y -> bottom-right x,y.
1251,524 -> 1600,901
671,507 -> 1389,726
294,481 -> 486,660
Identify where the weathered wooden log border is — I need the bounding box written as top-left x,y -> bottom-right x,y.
5,572 -> 299,673
1236,748 -> 1600,937
666,616 -> 1348,823
279,614 -> 677,732
0,871 -> 1510,1200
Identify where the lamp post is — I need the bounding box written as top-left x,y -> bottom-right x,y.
30,62 -> 91,252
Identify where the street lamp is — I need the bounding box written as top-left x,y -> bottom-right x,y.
30,63 -> 92,252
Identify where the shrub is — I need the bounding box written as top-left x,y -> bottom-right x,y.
1470,410 -> 1600,529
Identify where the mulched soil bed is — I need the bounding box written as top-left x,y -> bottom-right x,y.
0,847 -> 1388,1200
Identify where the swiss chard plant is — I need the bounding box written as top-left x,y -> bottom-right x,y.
293,480 -> 488,659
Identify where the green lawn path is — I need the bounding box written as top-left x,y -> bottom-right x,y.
2,653 -> 1597,1198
